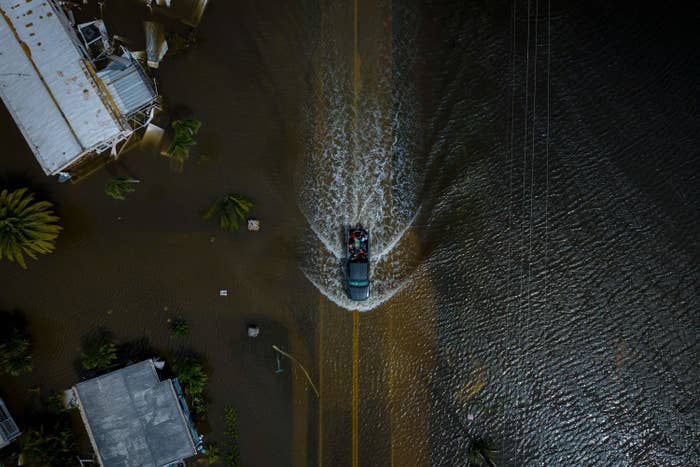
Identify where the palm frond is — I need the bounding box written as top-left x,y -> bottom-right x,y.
0,188 -> 61,268
203,194 -> 254,232
163,119 -> 202,172
105,176 -> 138,200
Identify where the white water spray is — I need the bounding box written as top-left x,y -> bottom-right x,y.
297,6 -> 421,311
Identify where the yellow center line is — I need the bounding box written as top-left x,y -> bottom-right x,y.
317,300 -> 324,467
352,1 -> 361,466
353,0 -> 361,101
352,310 -> 360,467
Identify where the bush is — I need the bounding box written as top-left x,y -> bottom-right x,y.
80,343 -> 117,370
164,119 -> 202,171
173,356 -> 208,416
105,176 -> 139,200
0,187 -> 61,268
21,421 -> 76,466
223,405 -> 240,467
204,443 -> 220,464
170,318 -> 189,338
0,330 -> 32,376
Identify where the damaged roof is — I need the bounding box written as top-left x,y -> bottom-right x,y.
0,0 -> 128,174
0,396 -> 21,449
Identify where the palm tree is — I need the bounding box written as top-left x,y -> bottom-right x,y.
173,356 -> 208,415
0,187 -> 61,269
21,422 -> 76,465
468,438 -> 498,467
80,342 -> 117,370
164,118 -> 202,171
170,318 -> 189,338
105,176 -> 140,200
203,194 -> 254,232
0,331 -> 32,376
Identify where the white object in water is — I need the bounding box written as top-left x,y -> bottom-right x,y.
144,21 -> 168,68
247,324 -> 259,338
219,289 -> 228,297
248,219 -> 260,231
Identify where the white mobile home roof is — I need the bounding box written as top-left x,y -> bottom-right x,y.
0,0 -> 127,174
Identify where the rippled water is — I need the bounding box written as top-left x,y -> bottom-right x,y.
301,0 -> 699,464
0,0 -> 697,465
298,1 -> 422,310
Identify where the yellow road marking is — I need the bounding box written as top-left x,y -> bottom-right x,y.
318,300 -> 324,467
352,2 -> 360,466
352,310 -> 360,467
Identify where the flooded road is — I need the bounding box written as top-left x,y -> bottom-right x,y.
1,0 -> 699,466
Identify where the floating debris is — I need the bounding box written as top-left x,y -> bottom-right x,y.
144,21 -> 168,68
247,323 -> 259,338
247,219 -> 260,231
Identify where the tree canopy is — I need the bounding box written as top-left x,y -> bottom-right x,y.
0,188 -> 61,268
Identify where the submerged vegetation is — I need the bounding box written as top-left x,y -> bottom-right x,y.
0,329 -> 32,376
105,176 -> 140,200
0,187 -> 61,269
204,443 -> 221,464
80,342 -> 118,370
166,29 -> 199,56
173,356 -> 208,417
467,438 -> 498,467
170,318 -> 189,338
223,405 -> 241,467
164,118 -> 202,171
19,392 -> 77,466
21,423 -> 76,466
203,194 -> 254,232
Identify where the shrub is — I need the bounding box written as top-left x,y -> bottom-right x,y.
170,318 -> 189,338
80,343 -> 117,370
223,405 -> 240,467
21,422 -> 76,466
164,119 -> 202,171
0,187 -> 61,268
0,330 -> 32,376
173,356 -> 208,416
204,443 -> 220,464
105,176 -> 139,200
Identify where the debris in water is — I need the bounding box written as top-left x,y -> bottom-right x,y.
247,323 -> 259,338
247,219 -> 260,231
219,289 -> 228,297
144,21 -> 168,68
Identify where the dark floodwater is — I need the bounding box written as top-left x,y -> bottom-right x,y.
2,0 -> 699,466
407,1 -> 699,465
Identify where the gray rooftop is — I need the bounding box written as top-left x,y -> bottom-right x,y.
0,0 -> 129,174
74,360 -> 197,467
0,397 -> 20,449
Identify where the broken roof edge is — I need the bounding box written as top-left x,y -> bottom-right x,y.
49,129 -> 133,175
0,397 -> 21,448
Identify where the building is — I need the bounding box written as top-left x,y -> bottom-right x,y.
70,359 -> 202,466
0,396 -> 21,449
0,0 -> 159,181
